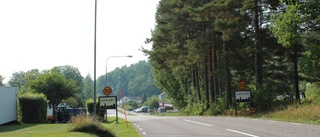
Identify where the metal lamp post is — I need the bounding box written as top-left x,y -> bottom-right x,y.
93,0 -> 98,115
105,55 -> 133,87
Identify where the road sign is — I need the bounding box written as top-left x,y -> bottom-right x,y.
237,81 -> 247,90
235,91 -> 251,103
99,96 -> 117,110
103,86 -> 112,96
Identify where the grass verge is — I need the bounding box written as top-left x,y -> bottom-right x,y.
261,102 -> 320,125
0,116 -> 140,137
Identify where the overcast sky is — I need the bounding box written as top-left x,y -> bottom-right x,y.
0,0 -> 159,83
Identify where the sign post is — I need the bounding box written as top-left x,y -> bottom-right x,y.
234,81 -> 251,117
100,86 -> 118,122
99,96 -> 118,122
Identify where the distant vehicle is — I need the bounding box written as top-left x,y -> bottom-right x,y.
148,108 -> 154,112
137,106 -> 148,113
158,107 -> 166,113
47,104 -> 86,123
133,108 -> 139,112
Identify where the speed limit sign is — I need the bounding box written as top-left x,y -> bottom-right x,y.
103,86 -> 112,96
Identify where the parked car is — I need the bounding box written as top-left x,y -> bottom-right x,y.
158,107 -> 166,113
137,106 -> 148,113
148,108 -> 154,112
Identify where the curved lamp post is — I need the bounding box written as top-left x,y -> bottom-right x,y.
106,55 -> 133,87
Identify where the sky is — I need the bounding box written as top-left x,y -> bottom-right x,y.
0,0 -> 159,83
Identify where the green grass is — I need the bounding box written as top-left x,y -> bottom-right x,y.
104,117 -> 140,137
0,123 -> 95,137
261,102 -> 320,125
0,117 -> 140,137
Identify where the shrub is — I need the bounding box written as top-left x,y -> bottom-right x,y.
305,83 -> 320,103
69,113 -> 115,137
18,93 -> 47,123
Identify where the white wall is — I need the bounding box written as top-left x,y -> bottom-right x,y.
0,86 -> 17,125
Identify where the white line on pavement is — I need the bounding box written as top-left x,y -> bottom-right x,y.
183,119 -> 212,127
142,132 -> 146,135
226,129 -> 259,137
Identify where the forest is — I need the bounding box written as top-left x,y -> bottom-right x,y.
3,61 -> 161,108
141,0 -> 320,115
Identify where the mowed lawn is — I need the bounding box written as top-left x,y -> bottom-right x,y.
0,123 -> 95,137
0,117 -> 140,137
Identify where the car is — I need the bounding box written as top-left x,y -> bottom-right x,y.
148,108 -> 154,112
158,107 -> 166,113
138,106 -> 148,113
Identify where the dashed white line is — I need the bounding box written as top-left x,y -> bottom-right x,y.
183,119 -> 212,127
142,132 -> 146,135
139,128 -> 143,130
226,129 -> 259,137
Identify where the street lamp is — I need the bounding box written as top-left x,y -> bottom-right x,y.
93,0 -> 98,115
105,55 -> 133,86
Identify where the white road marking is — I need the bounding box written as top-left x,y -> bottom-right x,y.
139,128 -> 143,130
183,119 -> 212,127
226,129 -> 259,137
142,132 -> 146,135
292,123 -> 301,125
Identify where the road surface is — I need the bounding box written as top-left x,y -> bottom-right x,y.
107,109 -> 320,137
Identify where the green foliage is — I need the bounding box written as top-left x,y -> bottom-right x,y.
142,96 -> 160,109
86,98 -> 100,115
305,83 -> 320,103
141,94 -> 147,105
8,69 -> 41,94
126,100 -> 139,109
18,93 -> 48,123
69,114 -> 115,137
82,74 -> 94,100
0,75 -> 4,86
29,70 -> 78,107
264,103 -> 320,124
181,102 -> 206,116
204,98 -> 226,116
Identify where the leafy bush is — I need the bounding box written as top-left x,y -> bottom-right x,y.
305,83 -> 320,103
142,96 -> 160,109
126,100 -> 139,109
86,98 -> 99,115
18,93 -> 47,123
69,113 -> 115,137
204,98 -> 226,116
181,102 -> 206,115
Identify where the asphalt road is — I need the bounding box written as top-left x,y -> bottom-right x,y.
107,109 -> 320,137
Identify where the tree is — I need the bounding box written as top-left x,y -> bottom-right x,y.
0,75 -> 4,86
83,74 -> 94,99
8,69 -> 41,94
53,65 -> 85,107
270,2 -> 303,103
141,93 -> 147,105
29,69 -> 78,108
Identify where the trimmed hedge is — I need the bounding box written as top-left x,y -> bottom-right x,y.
18,93 -> 48,123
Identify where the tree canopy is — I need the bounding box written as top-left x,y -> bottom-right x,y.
29,69 -> 78,107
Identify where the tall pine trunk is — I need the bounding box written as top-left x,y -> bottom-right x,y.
208,44 -> 214,104
223,42 -> 232,109
213,41 -> 219,104
293,44 -> 300,103
193,63 -> 201,101
204,56 -> 210,109
254,0 -> 262,87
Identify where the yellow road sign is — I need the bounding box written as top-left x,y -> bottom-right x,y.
103,86 -> 112,96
